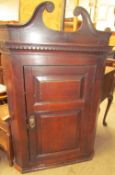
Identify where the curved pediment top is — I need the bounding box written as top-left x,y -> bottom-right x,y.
20,1 -> 55,28
0,1 -> 112,48
73,6 -> 96,33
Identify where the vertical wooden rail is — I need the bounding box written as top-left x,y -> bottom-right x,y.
60,0 -> 66,31
73,0 -> 79,31
93,0 -> 98,27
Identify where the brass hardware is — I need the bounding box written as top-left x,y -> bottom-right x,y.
29,115 -> 36,129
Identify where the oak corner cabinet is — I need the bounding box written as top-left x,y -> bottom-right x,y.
0,2 -> 112,173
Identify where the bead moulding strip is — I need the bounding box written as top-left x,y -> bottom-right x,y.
0,42 -> 111,54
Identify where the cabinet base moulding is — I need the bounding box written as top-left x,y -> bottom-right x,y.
14,151 -> 94,173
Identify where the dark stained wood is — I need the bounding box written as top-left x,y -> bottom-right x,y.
0,2 -> 113,173
101,66 -> 115,126
106,58 -> 115,67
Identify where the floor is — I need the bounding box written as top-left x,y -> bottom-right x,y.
0,95 -> 115,175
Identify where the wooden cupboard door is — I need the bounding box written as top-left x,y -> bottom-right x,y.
24,65 -> 96,164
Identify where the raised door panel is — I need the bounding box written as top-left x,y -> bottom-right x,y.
24,65 -> 96,164
37,110 -> 81,154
